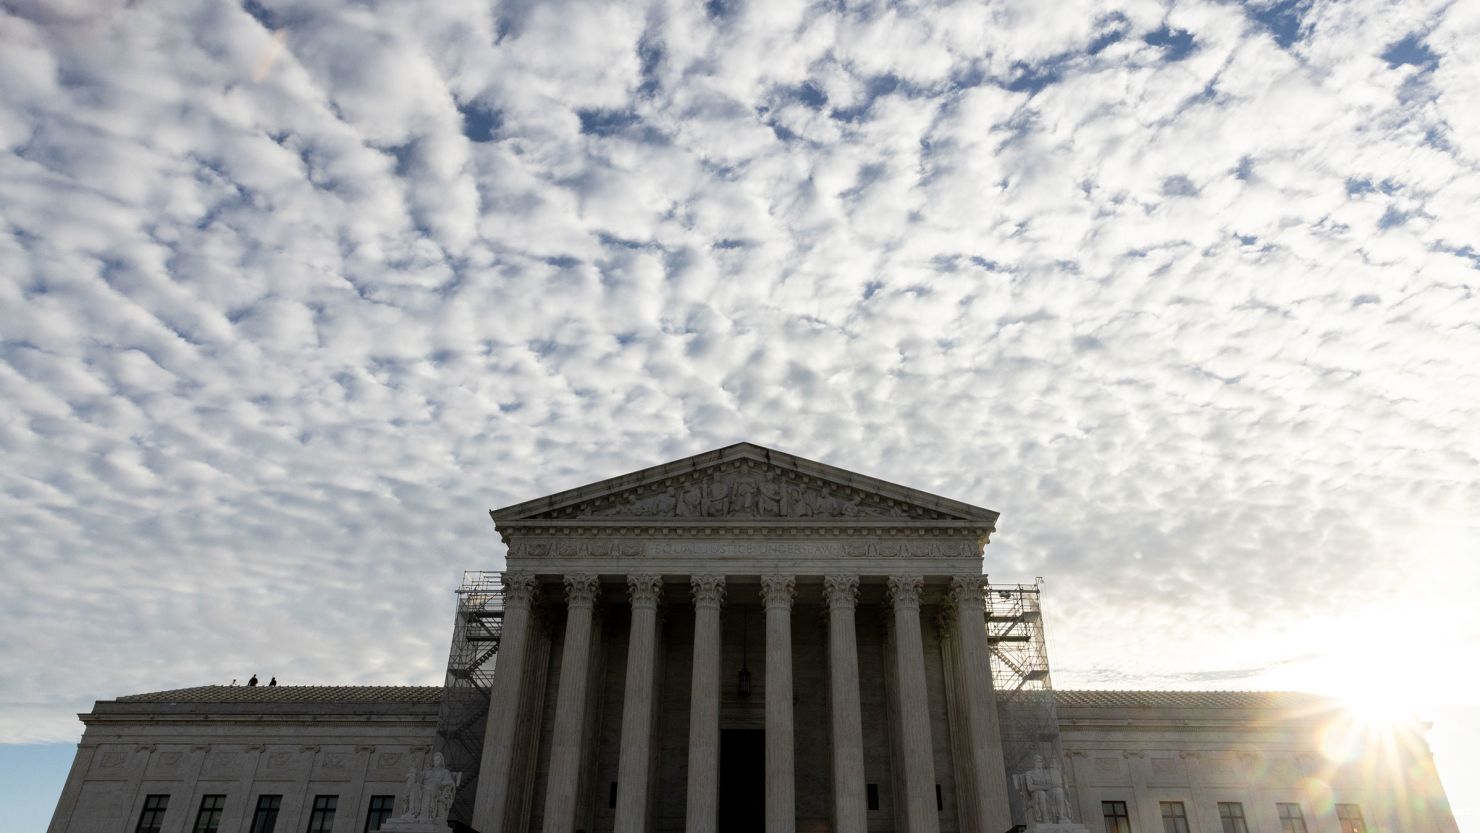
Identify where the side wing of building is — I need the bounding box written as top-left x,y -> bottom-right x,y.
1057,691 -> 1460,833
47,686 -> 1460,833
47,686 -> 441,833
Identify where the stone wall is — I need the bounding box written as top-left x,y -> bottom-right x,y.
47,693 -> 439,833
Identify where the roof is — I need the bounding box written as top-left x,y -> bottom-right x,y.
103,686 -> 1327,710
1052,690 -> 1336,710
111,685 -> 442,705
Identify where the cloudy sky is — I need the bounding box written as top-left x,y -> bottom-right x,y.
2,0 -> 1478,827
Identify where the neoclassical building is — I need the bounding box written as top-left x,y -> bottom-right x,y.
47,444 -> 1459,833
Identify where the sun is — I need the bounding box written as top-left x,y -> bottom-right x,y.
1340,687 -> 1414,728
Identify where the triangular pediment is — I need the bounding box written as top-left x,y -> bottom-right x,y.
490,442 -> 997,525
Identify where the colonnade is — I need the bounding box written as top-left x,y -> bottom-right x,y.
473,572 -> 1008,833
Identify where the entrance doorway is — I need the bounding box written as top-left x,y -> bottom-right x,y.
719,729 -> 765,833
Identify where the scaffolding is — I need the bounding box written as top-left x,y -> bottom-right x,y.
435,571 -> 504,828
984,578 -> 1070,827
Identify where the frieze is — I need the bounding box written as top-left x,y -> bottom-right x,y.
509,538 -> 979,560
528,461 -> 957,521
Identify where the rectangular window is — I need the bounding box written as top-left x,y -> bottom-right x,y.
364,795 -> 396,832
135,795 -> 169,833
936,784 -> 944,812
250,796 -> 282,833
609,782 -> 618,809
1337,805 -> 1366,833
193,795 -> 226,833
1219,802 -> 1249,833
866,783 -> 880,812
306,796 -> 337,833
1278,803 -> 1308,833
1161,802 -> 1190,833
1104,801 -> 1133,833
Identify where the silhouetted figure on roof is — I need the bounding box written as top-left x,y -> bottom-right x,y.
230,679 -> 236,686
248,674 -> 258,687
268,676 -> 277,686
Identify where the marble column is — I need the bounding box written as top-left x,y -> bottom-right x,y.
686,575 -> 726,833
614,575 -> 663,833
949,576 -> 1014,833
824,576 -> 868,833
542,575 -> 602,833
762,575 -> 797,833
473,572 -> 540,833
888,575 -> 940,833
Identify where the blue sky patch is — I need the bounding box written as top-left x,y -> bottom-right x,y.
1244,0 -> 1312,49
577,109 -> 642,137
1145,25 -> 1197,61
1382,33 -> 1439,70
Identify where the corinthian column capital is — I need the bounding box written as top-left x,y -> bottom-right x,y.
691,575 -> 726,608
502,571 -> 540,605
626,575 -> 663,607
760,575 -> 796,609
823,575 -> 860,610
887,575 -> 924,609
948,575 -> 986,607
564,574 -> 601,607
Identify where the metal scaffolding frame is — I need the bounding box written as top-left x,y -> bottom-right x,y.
984,577 -> 1070,827
435,571 -> 504,828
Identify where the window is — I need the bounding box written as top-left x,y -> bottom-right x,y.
364,795 -> 396,832
609,782 -> 619,809
193,795 -> 226,833
1104,801 -> 1133,833
306,796 -> 337,833
936,784 -> 944,812
866,783 -> 880,812
1161,802 -> 1190,833
1278,803 -> 1308,833
135,795 -> 169,833
1219,802 -> 1249,833
250,796 -> 282,833
1337,805 -> 1366,833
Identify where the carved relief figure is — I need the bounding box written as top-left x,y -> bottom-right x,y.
756,476 -> 783,515
702,477 -> 730,516
733,475 -> 757,514
679,482 -> 703,516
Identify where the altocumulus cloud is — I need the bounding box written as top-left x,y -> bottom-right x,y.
1,0 -> 1477,753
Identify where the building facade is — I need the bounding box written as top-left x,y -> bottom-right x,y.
47,444 -> 1460,833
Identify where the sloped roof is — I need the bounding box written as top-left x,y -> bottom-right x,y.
1052,690 -> 1335,710
112,685 -> 442,705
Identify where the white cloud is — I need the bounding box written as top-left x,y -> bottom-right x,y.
2,0 -> 1479,814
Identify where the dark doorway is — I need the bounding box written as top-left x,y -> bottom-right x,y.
719,729 -> 765,833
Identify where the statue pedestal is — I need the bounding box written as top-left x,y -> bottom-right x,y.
1027,823 -> 1091,833
377,817 -> 447,833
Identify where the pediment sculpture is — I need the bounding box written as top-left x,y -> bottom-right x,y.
531,462 -> 953,521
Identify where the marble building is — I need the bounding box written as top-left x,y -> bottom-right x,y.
47,443 -> 1459,833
